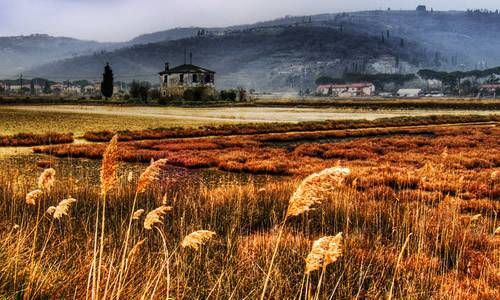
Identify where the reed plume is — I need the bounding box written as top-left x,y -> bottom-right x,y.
38,168 -> 56,192
305,232 -> 343,274
100,135 -> 119,195
286,167 -> 350,217
26,189 -> 43,206
144,206 -> 172,230
181,230 -> 216,250
132,209 -> 145,220
137,159 -> 168,193
46,197 -> 77,219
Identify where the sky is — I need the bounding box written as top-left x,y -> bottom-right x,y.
0,0 -> 499,42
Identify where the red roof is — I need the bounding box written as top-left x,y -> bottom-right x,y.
480,84 -> 500,89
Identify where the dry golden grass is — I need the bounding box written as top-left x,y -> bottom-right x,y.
0,122 -> 498,299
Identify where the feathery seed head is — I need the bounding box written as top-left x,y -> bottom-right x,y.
181,230 -> 216,250
26,189 -> 43,206
144,205 -> 172,230
38,168 -> 56,192
305,233 -> 343,274
132,209 -> 145,220
51,197 -> 77,219
46,206 -> 56,215
137,159 -> 168,193
286,167 -> 350,218
100,135 -> 119,195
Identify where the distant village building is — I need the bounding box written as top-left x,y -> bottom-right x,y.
480,83 -> 500,92
397,88 -> 422,97
159,56 -> 215,98
480,83 -> 500,96
316,83 -> 375,97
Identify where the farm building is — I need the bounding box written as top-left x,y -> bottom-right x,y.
159,59 -> 215,98
316,83 -> 375,97
397,89 -> 422,97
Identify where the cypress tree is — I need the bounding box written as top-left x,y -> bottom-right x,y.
101,63 -> 114,99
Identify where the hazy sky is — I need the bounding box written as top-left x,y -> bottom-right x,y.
1,0 -> 499,42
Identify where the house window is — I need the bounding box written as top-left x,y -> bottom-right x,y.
205,74 -> 211,83
192,74 -> 198,83
180,74 -> 184,84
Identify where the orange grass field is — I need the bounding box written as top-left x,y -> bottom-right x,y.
0,120 -> 499,299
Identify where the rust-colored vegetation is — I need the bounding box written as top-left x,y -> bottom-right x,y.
0,132 -> 73,147
82,114 -> 499,142
1,119 -> 499,299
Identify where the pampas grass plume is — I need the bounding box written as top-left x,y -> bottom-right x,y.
286,167 -> 350,217
100,135 -> 119,195
132,209 -> 145,220
26,189 -> 43,206
305,232 -> 343,274
38,168 -> 56,192
144,206 -> 172,230
137,159 -> 168,194
181,230 -> 216,250
47,197 -> 77,219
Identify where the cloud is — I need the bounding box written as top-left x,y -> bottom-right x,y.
0,0 -> 499,42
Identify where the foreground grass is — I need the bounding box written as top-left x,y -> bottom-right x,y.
1,124 -> 499,299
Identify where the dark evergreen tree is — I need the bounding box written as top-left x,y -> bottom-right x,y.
43,81 -> 51,94
30,80 -> 35,95
101,63 -> 114,99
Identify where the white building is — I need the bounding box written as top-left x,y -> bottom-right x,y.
397,89 -> 422,97
316,83 -> 375,97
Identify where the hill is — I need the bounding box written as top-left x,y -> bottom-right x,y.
0,34 -> 122,77
13,9 -> 500,90
30,25 -> 429,90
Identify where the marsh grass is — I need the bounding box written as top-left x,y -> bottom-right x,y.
0,124 -> 498,299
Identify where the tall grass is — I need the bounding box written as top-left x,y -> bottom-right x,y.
0,125 -> 498,299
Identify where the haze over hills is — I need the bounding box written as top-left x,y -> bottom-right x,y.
3,9 -> 500,90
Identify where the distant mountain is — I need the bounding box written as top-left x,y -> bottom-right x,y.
12,9 -> 500,90
0,34 -> 122,77
30,25 -> 429,90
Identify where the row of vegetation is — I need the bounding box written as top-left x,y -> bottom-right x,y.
35,124 -> 499,176
0,132 -> 73,147
82,114 -> 499,142
1,124 -> 498,298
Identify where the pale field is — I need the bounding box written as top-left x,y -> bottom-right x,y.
1,105 -> 498,135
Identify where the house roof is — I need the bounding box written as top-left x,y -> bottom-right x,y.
159,64 -> 215,75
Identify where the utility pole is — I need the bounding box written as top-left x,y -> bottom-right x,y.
20,73 -> 23,94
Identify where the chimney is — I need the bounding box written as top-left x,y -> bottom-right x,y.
190,52 -> 193,64
165,62 -> 170,72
